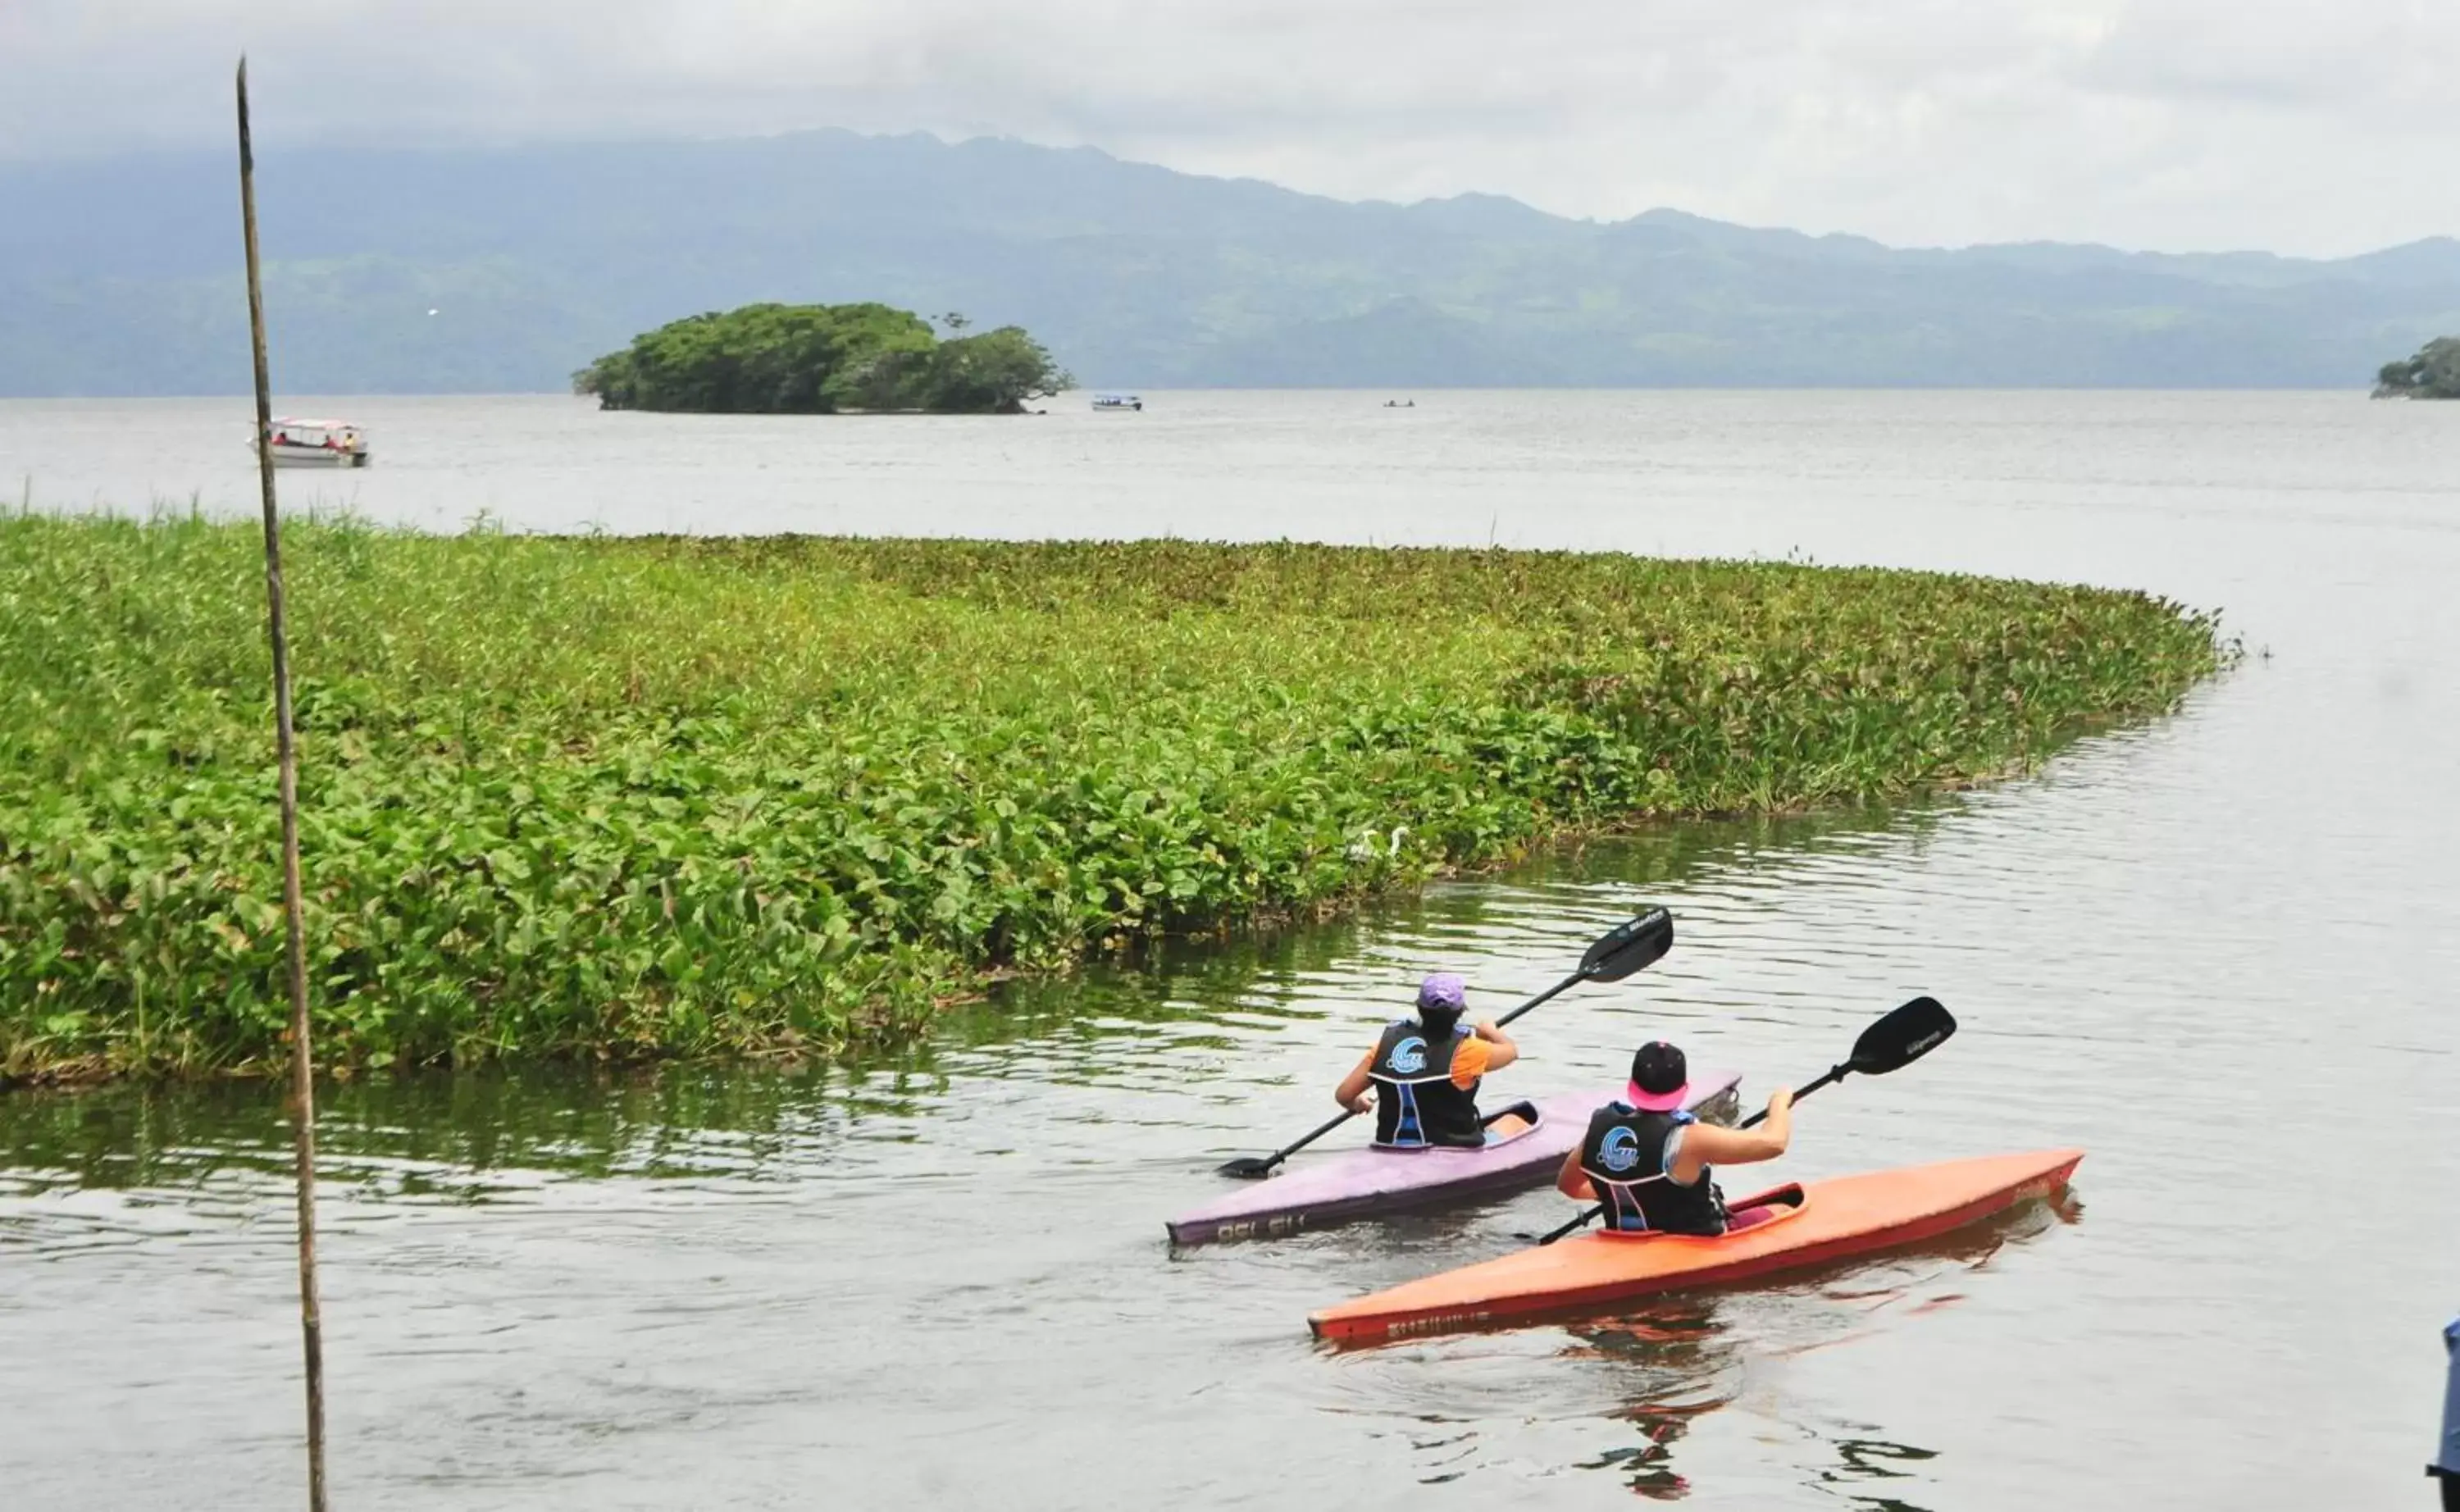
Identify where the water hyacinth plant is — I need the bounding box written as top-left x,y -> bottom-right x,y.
0,515 -> 2230,1082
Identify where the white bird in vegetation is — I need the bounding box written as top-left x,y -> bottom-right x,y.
1347,825 -> 1410,861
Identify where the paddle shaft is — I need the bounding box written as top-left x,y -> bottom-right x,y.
1739,1063 -> 1843,1130
1541,1065 -> 1844,1244
1493,968 -> 1586,1031
1253,1109 -> 1357,1170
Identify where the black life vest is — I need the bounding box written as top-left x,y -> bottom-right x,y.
1367,1018 -> 1483,1149
1578,1101 -> 1729,1236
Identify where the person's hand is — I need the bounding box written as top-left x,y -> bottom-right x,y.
1474,1018 -> 1501,1038
1765,1086 -> 1794,1115
1347,1092 -> 1376,1116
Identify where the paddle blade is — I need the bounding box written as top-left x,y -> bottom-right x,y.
1579,907 -> 1674,982
1215,1155 -> 1278,1180
1847,996 -> 1957,1076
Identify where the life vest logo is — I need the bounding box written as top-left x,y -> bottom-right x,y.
1597,1125 -> 1642,1174
1387,1036 -> 1428,1075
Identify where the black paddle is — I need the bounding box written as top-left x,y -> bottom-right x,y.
1214,907 -> 1674,1180
1531,995 -> 1957,1244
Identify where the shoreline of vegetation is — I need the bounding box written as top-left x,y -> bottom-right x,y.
1,517 -> 2232,1086
572,303 -> 1072,415
2372,335 -> 2460,399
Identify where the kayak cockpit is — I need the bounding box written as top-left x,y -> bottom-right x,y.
1481,1106 -> 1536,1144
1595,1182 -> 1807,1242
1369,1100 -> 1543,1154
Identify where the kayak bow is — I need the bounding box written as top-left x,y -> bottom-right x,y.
1308,1146 -> 2083,1343
1168,1072 -> 1741,1246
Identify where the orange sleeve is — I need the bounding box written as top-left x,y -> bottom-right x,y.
1451,1037 -> 1491,1090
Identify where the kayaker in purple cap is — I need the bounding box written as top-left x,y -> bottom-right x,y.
1332,972 -> 1521,1150
1555,1040 -> 1793,1236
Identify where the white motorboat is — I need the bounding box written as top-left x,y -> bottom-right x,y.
256,417 -> 371,468
1091,393 -> 1143,412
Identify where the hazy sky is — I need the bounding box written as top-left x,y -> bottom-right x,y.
4,0 -> 2453,256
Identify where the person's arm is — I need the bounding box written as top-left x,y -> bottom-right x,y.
1334,1051 -> 1376,1114
1555,1146 -> 1595,1200
1470,1018 -> 1519,1073
1670,1087 -> 1792,1183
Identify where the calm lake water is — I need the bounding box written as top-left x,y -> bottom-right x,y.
2,391 -> 2457,1510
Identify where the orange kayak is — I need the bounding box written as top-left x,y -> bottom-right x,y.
1309,1147 -> 2083,1344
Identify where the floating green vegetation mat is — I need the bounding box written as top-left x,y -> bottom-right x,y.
1,515 -> 2229,1081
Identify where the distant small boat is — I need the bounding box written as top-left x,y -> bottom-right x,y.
256,417 -> 371,468
1091,393 -> 1143,412
1383,398 -> 1416,408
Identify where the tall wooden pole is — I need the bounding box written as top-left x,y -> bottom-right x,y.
236,57 -> 330,1512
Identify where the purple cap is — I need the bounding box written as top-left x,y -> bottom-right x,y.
1416,972 -> 1467,1013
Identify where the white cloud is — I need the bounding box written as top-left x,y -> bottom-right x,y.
2,0 -> 2454,255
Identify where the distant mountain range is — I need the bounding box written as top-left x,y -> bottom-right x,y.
4,129 -> 2458,395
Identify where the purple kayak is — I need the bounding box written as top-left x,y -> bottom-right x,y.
1167,1070 -> 1742,1246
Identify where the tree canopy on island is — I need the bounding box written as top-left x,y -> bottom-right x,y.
2374,335 -> 2460,398
572,302 -> 1073,413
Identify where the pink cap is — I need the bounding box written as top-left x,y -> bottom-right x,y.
1624,1078 -> 1691,1113
1626,1040 -> 1692,1111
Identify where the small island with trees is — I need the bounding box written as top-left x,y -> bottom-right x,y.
2372,335 -> 2460,399
573,302 -> 1072,414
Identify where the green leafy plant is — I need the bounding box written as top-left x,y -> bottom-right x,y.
0,517 -> 2229,1082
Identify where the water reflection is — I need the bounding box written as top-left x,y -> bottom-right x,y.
1821,1437 -> 1943,1511
1573,1302 -> 1738,1499
1545,1197 -> 2075,1501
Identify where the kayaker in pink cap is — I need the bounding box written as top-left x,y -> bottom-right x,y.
1332,972 -> 1521,1149
1555,1040 -> 1793,1235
